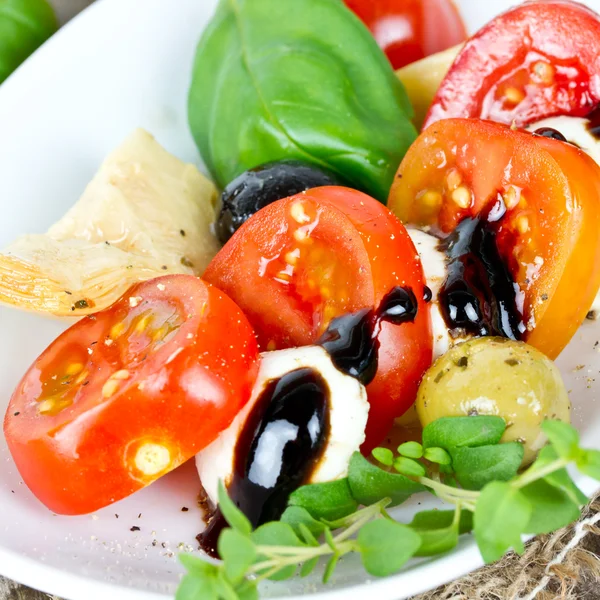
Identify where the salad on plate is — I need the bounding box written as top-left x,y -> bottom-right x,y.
3,0 -> 600,599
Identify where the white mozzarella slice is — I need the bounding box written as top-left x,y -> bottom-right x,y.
195,345 -> 369,507
526,116 -> 600,315
407,228 -> 473,359
526,115 -> 600,167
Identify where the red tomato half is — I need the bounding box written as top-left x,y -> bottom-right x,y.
388,119 -> 600,359
424,0 -> 600,128
345,0 -> 467,69
204,187 -> 433,451
4,275 -> 259,515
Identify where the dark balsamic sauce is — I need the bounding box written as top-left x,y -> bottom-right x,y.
532,127 -> 568,142
198,368 -> 330,557
197,287 -> 419,556
317,286 -> 418,385
317,308 -> 376,385
423,286 -> 433,303
438,201 -> 525,340
586,104 -> 600,140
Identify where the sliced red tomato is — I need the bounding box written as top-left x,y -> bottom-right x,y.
4,275 -> 259,515
204,186 -> 433,452
388,118 -> 600,358
424,0 -> 600,128
345,0 -> 466,70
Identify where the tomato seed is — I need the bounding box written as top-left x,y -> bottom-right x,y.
451,186 -> 472,209
102,379 -> 120,399
445,168 -> 462,191
290,201 -> 311,224
516,215 -> 529,234
504,86 -> 525,105
134,443 -> 171,476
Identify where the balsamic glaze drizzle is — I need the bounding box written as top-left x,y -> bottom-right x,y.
198,368 -> 330,557
198,287 -> 419,556
438,201 -> 525,340
532,127 -> 568,142
586,104 -> 600,139
317,286 -> 418,385
423,286 -> 433,303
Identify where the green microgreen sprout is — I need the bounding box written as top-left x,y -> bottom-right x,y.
177,417 -> 596,600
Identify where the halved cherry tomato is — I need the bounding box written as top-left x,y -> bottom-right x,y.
388,118 -> 600,358
345,0 -> 466,70
4,275 -> 259,515
424,0 -> 600,128
204,186 -> 432,451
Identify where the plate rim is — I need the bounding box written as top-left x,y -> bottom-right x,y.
0,0 -> 597,599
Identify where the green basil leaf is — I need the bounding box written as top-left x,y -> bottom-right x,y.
542,420 -> 581,461
357,520 -> 421,576
218,481 -> 252,536
251,522 -> 303,581
529,446 -> 587,506
218,529 -> 256,585
348,452 -> 425,507
474,482 -> 532,563
289,479 -> 358,521
0,0 -> 57,84
300,556 -> 320,578
280,506 -> 326,538
520,479 -> 580,535
422,416 -> 506,450
576,449 -> 600,480
451,443 -> 524,490
188,0 -> 416,201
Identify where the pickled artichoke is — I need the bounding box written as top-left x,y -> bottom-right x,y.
0,129 -> 219,316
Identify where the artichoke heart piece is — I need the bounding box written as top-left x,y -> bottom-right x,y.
0,129 -> 220,317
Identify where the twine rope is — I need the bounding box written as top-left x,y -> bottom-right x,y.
519,511 -> 600,600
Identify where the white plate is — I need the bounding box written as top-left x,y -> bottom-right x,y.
0,0 -> 600,599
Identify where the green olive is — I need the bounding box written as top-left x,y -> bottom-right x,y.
416,337 -> 570,465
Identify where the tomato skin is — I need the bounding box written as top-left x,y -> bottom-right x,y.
204,187 -> 432,452
424,0 -> 600,129
4,275 -> 259,515
345,0 -> 466,70
388,118 -> 600,358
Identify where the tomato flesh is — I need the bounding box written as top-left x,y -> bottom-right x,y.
424,0 -> 600,128
4,275 -> 259,515
388,118 -> 600,358
204,186 -> 432,451
345,0 -> 467,70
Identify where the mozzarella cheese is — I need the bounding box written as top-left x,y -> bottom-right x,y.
407,228 -> 473,359
526,116 -> 600,316
195,346 -> 369,507
526,115 -> 600,167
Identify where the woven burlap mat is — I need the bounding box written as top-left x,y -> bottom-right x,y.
410,494 -> 600,600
